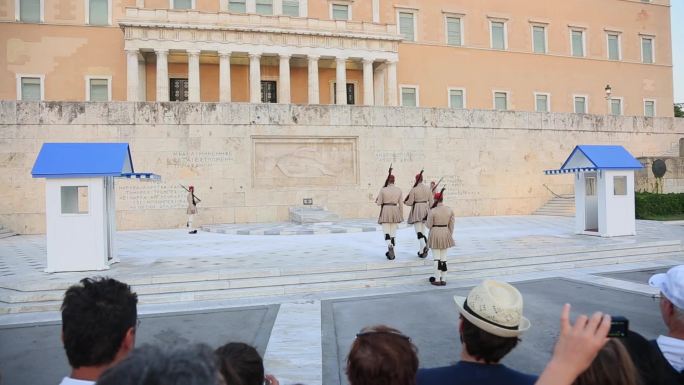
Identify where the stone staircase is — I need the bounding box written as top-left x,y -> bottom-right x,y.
0,239 -> 680,314
289,206 -> 340,224
0,225 -> 16,239
533,195 -> 575,217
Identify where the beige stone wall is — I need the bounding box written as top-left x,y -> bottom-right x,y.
1,101 -> 683,234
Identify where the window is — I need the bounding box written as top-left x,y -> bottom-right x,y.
282,0 -> 299,16
331,4 -> 349,20
571,29 -> 585,57
610,98 -> 622,115
446,16 -> 462,46
88,0 -> 109,25
61,186 -> 89,215
607,33 -> 620,60
170,78 -> 189,101
398,11 -> 415,41
644,100 -> 656,117
261,80 -> 277,103
333,83 -> 356,105
256,0 -> 273,15
491,21 -> 506,50
18,76 -> 42,101
87,77 -> 110,101
574,96 -> 587,113
642,36 -> 654,64
228,0 -> 246,12
401,86 -> 418,107
532,25 -> 546,53
172,0 -> 193,9
535,93 -> 549,112
449,89 -> 465,109
613,176 -> 627,196
494,91 -> 508,110
18,0 -> 41,22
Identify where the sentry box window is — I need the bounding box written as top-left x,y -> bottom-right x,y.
61,186 -> 89,214
614,176 -> 627,196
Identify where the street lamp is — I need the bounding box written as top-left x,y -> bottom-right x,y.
604,84 -> 612,100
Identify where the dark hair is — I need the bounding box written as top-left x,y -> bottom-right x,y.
215,342 -> 264,385
61,277 -> 138,368
460,316 -> 519,364
346,325 -> 418,385
573,339 -> 640,385
96,343 -> 221,385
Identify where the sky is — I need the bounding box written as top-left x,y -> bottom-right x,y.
674,1 -> 683,103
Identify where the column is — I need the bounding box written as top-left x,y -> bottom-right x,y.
219,51 -> 232,103
187,49 -> 201,102
249,53 -> 262,103
126,49 -> 139,101
362,58 -> 374,106
386,60 -> 398,106
335,57 -> 347,105
155,49 -> 169,102
279,54 -> 291,104
307,55 -> 320,104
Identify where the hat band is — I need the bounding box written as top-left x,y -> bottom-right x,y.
463,299 -> 519,331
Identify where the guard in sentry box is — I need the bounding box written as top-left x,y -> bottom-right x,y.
404,170 -> 433,259
376,165 -> 403,260
427,188 -> 455,286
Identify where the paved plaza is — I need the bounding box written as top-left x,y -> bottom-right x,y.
0,215 -> 683,384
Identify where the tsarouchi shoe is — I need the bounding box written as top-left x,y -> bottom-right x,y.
189,230 -> 198,234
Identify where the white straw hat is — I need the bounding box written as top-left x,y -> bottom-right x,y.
454,280 -> 531,338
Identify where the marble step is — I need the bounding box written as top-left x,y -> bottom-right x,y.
0,250 -> 680,315
0,241 -> 679,307
289,206 -> 340,224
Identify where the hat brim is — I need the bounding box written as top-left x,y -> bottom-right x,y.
649,273 -> 666,290
453,295 -> 530,338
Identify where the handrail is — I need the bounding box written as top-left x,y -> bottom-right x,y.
542,184 -> 573,199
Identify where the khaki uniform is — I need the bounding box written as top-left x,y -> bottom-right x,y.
405,183 -> 433,224
187,192 -> 198,215
427,203 -> 455,284
376,185 -> 404,224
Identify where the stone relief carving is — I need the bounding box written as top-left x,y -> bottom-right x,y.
252,136 -> 358,188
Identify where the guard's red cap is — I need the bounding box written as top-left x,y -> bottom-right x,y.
434,192 -> 442,201
387,175 -> 395,183
415,173 -> 423,182
189,185 -> 194,190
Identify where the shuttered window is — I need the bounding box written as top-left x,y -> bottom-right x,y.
608,33 -> 620,60
491,21 -> 505,49
574,96 -> 586,113
642,37 -> 654,63
173,0 -> 192,9
89,78 -> 109,102
533,26 -> 546,53
401,87 -> 417,107
535,94 -> 549,112
228,0 -> 246,13
20,77 -> 41,101
610,99 -> 622,115
449,89 -> 464,109
399,12 -> 415,41
282,0 -> 299,16
644,101 -> 655,117
19,0 -> 41,22
494,92 -> 508,110
571,30 -> 584,57
446,17 -> 461,46
256,0 -> 273,15
332,4 -> 349,20
89,0 -> 108,25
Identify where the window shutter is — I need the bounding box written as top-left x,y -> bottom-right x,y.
332,4 -> 349,20
173,0 -> 192,9
446,17 -> 461,46
491,22 -> 505,49
449,90 -> 463,108
228,0 -> 246,13
90,79 -> 109,102
282,0 -> 299,16
21,78 -> 41,101
402,88 -> 417,107
642,38 -> 653,63
608,34 -> 619,60
399,12 -> 415,41
572,31 -> 584,56
533,26 -> 545,53
20,0 -> 41,22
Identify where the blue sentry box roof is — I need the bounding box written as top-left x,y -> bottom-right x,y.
561,145 -> 644,170
32,143 -> 134,178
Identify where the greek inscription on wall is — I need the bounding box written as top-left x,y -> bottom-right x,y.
167,151 -> 234,168
253,137 -> 358,188
374,151 -> 426,163
438,175 -> 478,198
117,182 -> 186,210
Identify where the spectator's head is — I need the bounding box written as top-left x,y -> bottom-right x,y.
346,325 -> 418,385
649,265 -> 684,336
572,339 -> 639,385
61,277 -> 138,372
215,342 -> 264,385
96,344 -> 222,385
454,280 -> 530,364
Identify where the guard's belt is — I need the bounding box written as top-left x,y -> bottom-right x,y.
413,201 -> 427,204
433,225 -> 448,227
382,203 -> 397,206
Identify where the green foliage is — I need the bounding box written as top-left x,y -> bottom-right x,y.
675,104 -> 684,118
635,192 -> 684,219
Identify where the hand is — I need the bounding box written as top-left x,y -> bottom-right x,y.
264,374 -> 279,385
535,304 -> 611,385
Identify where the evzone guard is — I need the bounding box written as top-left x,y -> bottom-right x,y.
426,187 -> 455,286
376,164 -> 403,260
181,184 -> 200,234
404,170 -> 433,258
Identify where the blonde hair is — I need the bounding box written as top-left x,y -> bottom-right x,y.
572,339 -> 640,385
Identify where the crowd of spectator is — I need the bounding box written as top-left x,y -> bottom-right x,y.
53,265 -> 684,385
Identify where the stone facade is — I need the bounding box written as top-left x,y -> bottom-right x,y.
636,156 -> 684,193
1,101 -> 683,234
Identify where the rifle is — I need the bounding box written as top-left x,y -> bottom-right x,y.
404,169 -> 424,202
431,187 -> 446,209
180,184 -> 202,203
431,177 -> 444,192
383,163 -> 393,187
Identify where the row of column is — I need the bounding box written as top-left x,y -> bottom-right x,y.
126,48 -> 398,105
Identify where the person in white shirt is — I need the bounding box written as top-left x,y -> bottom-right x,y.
58,277 -> 138,385
649,265 -> 684,373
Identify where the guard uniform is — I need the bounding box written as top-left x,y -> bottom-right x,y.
187,186 -> 198,234
405,174 -> 433,258
376,175 -> 403,260
426,193 -> 455,285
